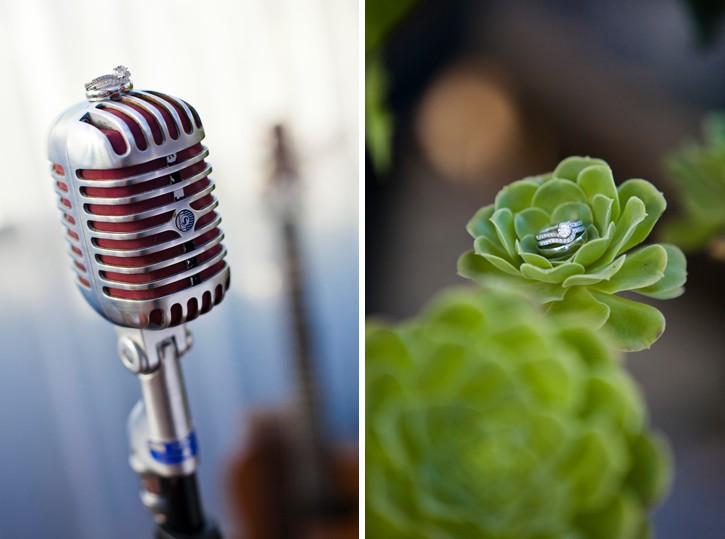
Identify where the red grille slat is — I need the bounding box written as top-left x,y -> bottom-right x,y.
99,106 -> 148,151
87,192 -> 176,217
194,212 -> 218,231
83,176 -> 171,199
91,211 -> 173,233
96,243 -> 187,268
190,194 -> 213,211
100,129 -> 127,154
79,155 -> 166,180
95,230 -> 179,250
133,93 -> 179,139
120,99 -> 163,145
183,101 -> 203,129
148,91 -> 192,134
102,259 -> 187,284
107,279 -> 191,301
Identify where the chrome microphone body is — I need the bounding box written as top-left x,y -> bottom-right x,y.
48,73 -> 229,329
48,67 -> 225,539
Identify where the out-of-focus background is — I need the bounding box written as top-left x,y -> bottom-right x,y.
0,1 -> 358,538
367,0 -> 725,537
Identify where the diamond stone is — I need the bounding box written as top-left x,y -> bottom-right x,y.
557,223 -> 572,238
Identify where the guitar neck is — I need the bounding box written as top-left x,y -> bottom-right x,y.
281,212 -> 336,509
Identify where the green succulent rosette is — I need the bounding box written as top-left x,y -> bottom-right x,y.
665,113 -> 725,259
458,156 -> 687,351
367,287 -> 671,539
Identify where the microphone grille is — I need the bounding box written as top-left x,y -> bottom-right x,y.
49,90 -> 230,329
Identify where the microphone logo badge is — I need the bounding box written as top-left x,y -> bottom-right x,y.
175,209 -> 195,232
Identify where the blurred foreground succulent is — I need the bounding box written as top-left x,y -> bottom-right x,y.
459,156 -> 687,351
666,114 -> 725,260
367,287 -> 671,539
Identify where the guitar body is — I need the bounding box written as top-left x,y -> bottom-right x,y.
228,411 -> 358,539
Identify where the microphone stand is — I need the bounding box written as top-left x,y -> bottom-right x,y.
116,324 -> 222,539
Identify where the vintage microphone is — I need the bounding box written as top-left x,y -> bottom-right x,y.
47,66 -> 229,539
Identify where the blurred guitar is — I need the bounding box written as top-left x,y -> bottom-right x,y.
227,125 -> 358,539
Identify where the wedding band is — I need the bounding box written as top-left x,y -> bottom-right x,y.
85,65 -> 133,101
535,220 -> 584,243
536,220 -> 587,258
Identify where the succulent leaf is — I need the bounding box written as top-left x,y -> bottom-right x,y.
495,179 -> 539,212
572,235 -> 612,266
591,292 -> 666,351
551,201 -> 594,226
366,287 -> 671,538
515,207 -> 552,239
617,179 -> 667,253
603,196 -> 647,263
636,244 -> 687,300
521,262 -> 585,284
666,113 -> 725,259
577,165 -> 620,218
518,244 -> 554,269
532,178 -> 587,213
547,286 -> 610,328
593,245 -> 667,294
460,157 -> 686,350
491,208 -> 519,260
562,255 -> 627,288
480,252 -> 521,276
592,194 -> 615,236
554,156 -> 608,181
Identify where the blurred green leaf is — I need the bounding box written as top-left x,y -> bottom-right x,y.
665,113 -> 725,255
625,432 -> 673,506
365,55 -> 394,172
366,0 -> 418,53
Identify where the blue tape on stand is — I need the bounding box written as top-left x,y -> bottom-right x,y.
148,430 -> 198,465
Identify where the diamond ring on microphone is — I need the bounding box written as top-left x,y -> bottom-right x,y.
84,65 -> 133,101
535,220 -> 587,258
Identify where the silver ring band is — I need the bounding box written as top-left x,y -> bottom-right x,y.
535,220 -> 584,241
535,220 -> 587,258
85,65 -> 133,101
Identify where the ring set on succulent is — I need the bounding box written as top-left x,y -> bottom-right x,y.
535,220 -> 587,258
